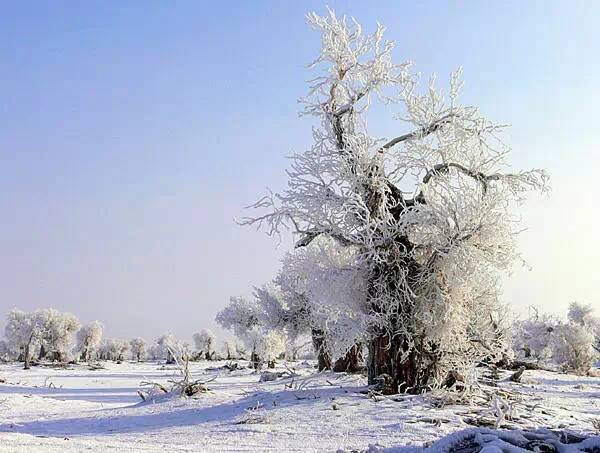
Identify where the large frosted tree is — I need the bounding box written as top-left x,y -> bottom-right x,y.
242,10 -> 546,393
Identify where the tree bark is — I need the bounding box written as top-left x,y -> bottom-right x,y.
250,350 -> 261,370
23,332 -> 35,370
312,329 -> 332,371
332,343 -> 363,372
38,344 -> 46,361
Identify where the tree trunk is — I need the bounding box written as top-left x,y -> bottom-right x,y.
250,351 -> 261,370
23,334 -> 34,370
332,343 -> 363,372
166,350 -> 175,364
367,332 -> 423,394
312,329 -> 332,371
38,344 -> 46,361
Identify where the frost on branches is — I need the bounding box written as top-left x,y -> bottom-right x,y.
216,294 -> 286,369
512,303 -> 599,375
4,308 -> 81,369
240,10 -> 547,393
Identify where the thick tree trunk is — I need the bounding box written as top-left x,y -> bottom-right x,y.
367,332 -> 423,394
313,329 -> 364,372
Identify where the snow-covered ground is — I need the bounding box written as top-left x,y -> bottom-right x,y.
0,361 -> 598,452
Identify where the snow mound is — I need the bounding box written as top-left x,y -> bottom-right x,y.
364,428 -> 600,452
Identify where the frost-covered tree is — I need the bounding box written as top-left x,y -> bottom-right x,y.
241,10 -> 546,392
36,309 -> 81,362
156,333 -> 179,364
76,321 -> 103,362
148,342 -> 163,361
130,337 -> 146,362
99,338 -> 129,362
222,340 -> 235,360
4,309 -> 46,369
235,341 -> 247,359
568,302 -> 600,335
193,329 -> 216,360
217,296 -> 286,369
275,235 -> 366,371
512,307 -> 557,362
244,329 -> 286,369
551,302 -> 600,374
0,339 -> 10,362
552,322 -> 597,375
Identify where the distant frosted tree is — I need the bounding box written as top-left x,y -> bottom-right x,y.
235,341 -> 247,359
512,307 -> 557,362
193,329 -> 216,360
244,329 -> 286,369
222,340 -> 235,360
241,9 -> 547,392
568,301 -> 600,339
76,321 -> 103,362
217,297 -> 287,369
36,309 -> 80,362
129,337 -> 146,362
156,333 -> 179,364
552,322 -> 597,375
0,339 -> 11,362
148,342 -> 163,361
4,309 -> 45,369
99,339 -> 129,362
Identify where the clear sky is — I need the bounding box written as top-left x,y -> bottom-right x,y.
1,1 -> 599,342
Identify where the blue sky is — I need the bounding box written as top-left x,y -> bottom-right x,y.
1,1 -> 599,341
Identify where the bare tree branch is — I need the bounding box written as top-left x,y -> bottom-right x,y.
380,113 -> 455,152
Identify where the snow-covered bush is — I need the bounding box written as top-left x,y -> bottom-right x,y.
512,307 -> 557,362
551,321 -> 597,375
240,9 -> 546,392
512,303 -> 599,374
193,329 -> 216,360
130,337 -> 146,362
76,321 -> 103,362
